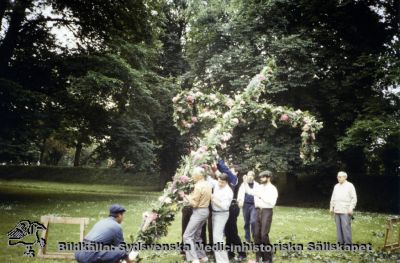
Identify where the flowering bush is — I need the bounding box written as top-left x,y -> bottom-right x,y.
131,60 -> 323,258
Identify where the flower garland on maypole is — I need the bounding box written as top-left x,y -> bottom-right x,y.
128,60 -> 323,261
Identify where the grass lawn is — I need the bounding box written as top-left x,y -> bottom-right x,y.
0,178 -> 399,263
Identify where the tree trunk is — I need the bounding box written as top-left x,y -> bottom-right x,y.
39,138 -> 46,165
159,141 -> 180,189
73,141 -> 83,167
0,0 -> 31,76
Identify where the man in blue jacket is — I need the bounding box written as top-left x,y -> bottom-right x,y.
75,204 -> 132,263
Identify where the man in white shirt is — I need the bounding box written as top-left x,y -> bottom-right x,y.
238,171 -> 257,242
244,170 -> 278,263
208,173 -> 233,263
330,171 -> 357,244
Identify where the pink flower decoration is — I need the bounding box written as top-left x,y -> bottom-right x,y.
150,212 -> 158,221
280,114 -> 289,122
226,99 -> 234,108
192,116 -> 198,123
198,146 -> 208,153
231,118 -> 239,125
192,153 -> 203,163
302,124 -> 310,131
179,175 -> 189,184
258,74 -> 266,81
182,120 -> 191,128
221,132 -> 232,142
172,96 -> 178,103
186,95 -> 194,104
311,133 -> 316,140
171,180 -> 177,191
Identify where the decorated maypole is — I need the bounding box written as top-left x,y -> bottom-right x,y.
127,60 -> 323,261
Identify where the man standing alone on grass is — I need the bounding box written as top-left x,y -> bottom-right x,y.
75,204 -> 132,263
330,171 -> 357,244
244,170 -> 278,263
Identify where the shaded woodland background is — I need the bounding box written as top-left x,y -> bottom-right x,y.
0,0 -> 399,201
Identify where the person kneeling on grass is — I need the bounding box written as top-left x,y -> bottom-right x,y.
244,170 -> 278,263
179,166 -> 212,263
75,204 -> 132,263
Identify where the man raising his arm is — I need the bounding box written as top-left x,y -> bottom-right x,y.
180,167 -> 212,263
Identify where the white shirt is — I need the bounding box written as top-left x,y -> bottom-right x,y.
207,176 -> 218,188
330,181 -> 357,214
238,183 -> 245,207
244,181 -> 278,208
237,182 -> 255,207
207,176 -> 233,211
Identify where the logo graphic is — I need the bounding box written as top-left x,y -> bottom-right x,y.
7,220 -> 46,257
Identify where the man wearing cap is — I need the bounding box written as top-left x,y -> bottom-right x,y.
330,171 -> 357,244
244,170 -> 278,263
75,204 -> 132,263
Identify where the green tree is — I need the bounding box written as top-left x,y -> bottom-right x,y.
0,0 -> 163,167
183,0 -> 399,177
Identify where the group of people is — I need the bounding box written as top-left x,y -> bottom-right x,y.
74,160 -> 357,263
179,160 -> 278,263
179,161 -> 358,263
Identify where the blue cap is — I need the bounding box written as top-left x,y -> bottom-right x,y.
109,204 -> 126,216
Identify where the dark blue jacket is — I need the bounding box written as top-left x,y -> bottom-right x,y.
75,217 -> 127,263
217,159 -> 239,198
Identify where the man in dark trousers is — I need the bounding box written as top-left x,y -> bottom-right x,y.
244,171 -> 278,263
75,204 -> 132,263
217,160 -> 247,261
238,171 -> 257,243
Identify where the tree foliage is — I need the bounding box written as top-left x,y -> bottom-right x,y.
0,0 -> 398,177
182,0 -> 399,176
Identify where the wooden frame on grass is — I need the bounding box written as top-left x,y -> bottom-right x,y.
383,217 -> 400,251
37,215 -> 89,259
